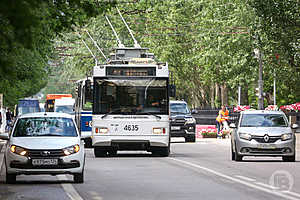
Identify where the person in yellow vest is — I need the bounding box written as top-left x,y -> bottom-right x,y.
216,105 -> 229,138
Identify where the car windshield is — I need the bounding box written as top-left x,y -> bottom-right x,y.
56,105 -> 74,114
240,114 -> 287,127
170,103 -> 190,114
13,117 -> 77,137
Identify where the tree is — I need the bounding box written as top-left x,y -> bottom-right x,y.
0,0 -> 115,106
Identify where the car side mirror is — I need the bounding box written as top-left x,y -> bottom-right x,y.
0,132 -> 9,140
229,123 -> 237,129
291,124 -> 299,129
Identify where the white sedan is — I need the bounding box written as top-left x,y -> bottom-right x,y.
0,112 -> 85,184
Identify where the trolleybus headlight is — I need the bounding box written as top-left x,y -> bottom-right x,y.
153,128 -> 166,134
10,145 -> 28,156
63,144 -> 80,156
95,127 -> 108,134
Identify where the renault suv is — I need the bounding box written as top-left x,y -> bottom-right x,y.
0,112 -> 85,183
230,110 -> 298,162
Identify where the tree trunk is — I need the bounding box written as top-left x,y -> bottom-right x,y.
215,83 -> 221,107
210,85 -> 215,109
221,84 -> 228,106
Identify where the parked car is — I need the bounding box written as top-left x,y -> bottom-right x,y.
169,100 -> 196,142
230,110 -> 298,162
0,112 -> 85,183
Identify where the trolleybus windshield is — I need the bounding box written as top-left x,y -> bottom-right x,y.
93,77 -> 168,115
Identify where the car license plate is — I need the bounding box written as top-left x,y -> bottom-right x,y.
257,144 -> 276,149
171,126 -> 180,130
32,159 -> 58,166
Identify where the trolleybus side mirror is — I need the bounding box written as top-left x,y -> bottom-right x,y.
169,85 -> 176,97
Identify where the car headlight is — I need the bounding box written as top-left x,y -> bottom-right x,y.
281,133 -> 292,141
185,118 -> 196,124
239,132 -> 252,140
10,145 -> 28,156
63,144 -> 80,156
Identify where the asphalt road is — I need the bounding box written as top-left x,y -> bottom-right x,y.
0,137 -> 300,200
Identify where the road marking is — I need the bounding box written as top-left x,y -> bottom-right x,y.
57,175 -> 84,200
168,157 -> 300,200
282,191 -> 300,199
256,182 -> 279,190
234,175 -> 256,182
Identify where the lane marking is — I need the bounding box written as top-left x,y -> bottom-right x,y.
234,175 -> 256,182
57,175 -> 84,200
282,191 -> 300,199
256,182 -> 279,190
168,157 -> 300,200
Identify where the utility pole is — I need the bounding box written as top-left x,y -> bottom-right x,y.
254,48 -> 264,110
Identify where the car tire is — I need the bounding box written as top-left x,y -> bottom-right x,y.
84,138 -> 92,148
6,172 -> 16,184
231,143 -> 235,161
185,135 -> 196,143
152,146 -> 170,157
73,171 -> 84,183
282,154 -> 295,162
94,147 -> 107,157
234,145 -> 243,161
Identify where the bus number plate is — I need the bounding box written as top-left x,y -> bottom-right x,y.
124,125 -> 139,131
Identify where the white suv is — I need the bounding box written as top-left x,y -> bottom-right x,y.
0,112 -> 85,183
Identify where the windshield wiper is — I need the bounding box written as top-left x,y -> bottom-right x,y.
139,112 -> 161,119
101,108 -> 122,119
36,133 -> 63,137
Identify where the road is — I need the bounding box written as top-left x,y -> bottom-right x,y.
0,137 -> 300,200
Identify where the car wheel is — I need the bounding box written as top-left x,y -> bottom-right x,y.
234,145 -> 243,161
282,154 -> 295,162
94,147 -> 107,157
185,135 -> 196,143
73,171 -> 84,183
84,138 -> 92,148
152,146 -> 170,157
231,143 -> 235,161
6,172 -> 16,184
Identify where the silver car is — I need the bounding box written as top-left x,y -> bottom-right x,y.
230,110 -> 298,162
0,112 -> 85,183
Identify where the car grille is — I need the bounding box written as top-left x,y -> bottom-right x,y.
28,149 -> 64,158
171,119 -> 186,125
252,136 -> 281,143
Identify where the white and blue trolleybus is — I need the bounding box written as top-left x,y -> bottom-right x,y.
75,78 -> 93,147
92,47 -> 174,157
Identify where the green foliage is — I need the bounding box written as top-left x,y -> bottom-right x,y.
44,0 -> 299,108
0,0 -> 114,106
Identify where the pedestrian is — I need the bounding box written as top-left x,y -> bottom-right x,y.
6,108 -> 13,132
216,105 -> 229,139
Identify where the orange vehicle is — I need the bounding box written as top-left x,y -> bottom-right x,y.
45,94 -> 72,112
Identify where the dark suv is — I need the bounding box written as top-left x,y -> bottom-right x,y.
170,100 -> 196,142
